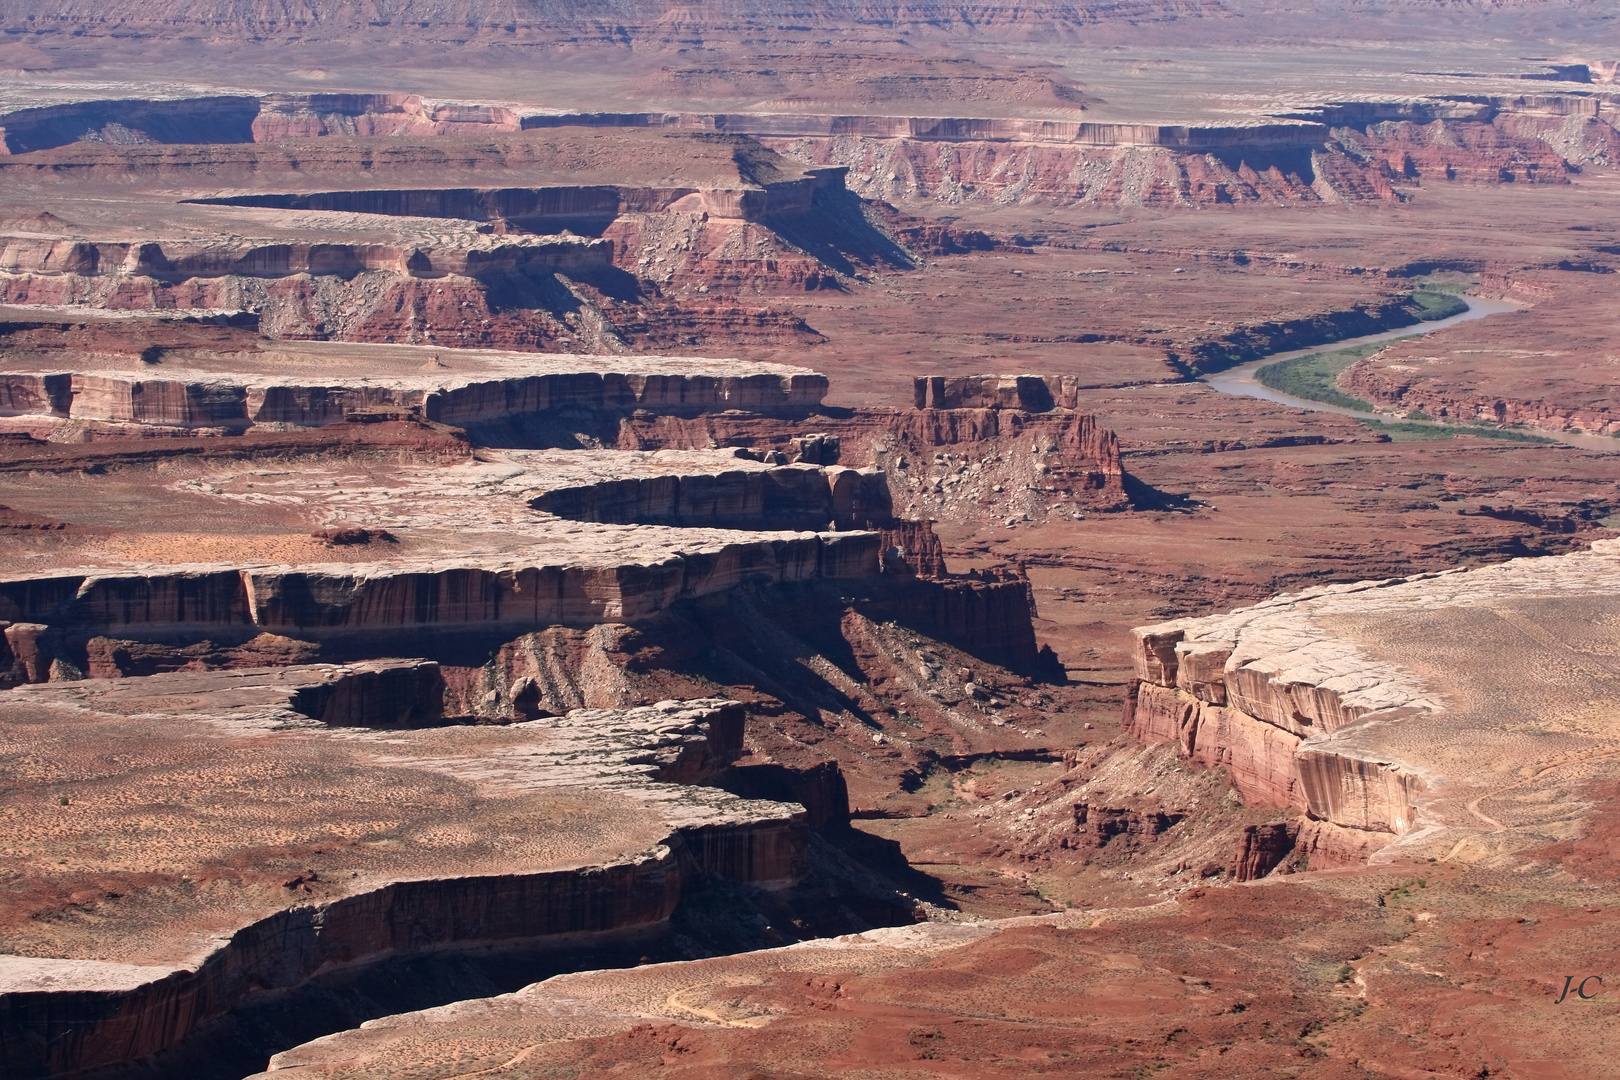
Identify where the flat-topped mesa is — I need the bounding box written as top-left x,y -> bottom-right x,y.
190,173 -> 850,224
0,532 -> 881,664
496,446 -> 954,573
914,374 -> 1085,412
0,234 -> 610,280
0,119 -> 852,224
532,459 -> 893,532
0,351 -> 828,434
252,91 -> 524,141
531,112 -> 1330,149
0,93 -> 1327,157
1124,541 -> 1620,872
0,682 -> 805,1080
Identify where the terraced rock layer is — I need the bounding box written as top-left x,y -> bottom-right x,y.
0,130 -> 892,348
767,96 -> 1620,207
6,89 -> 1614,214
0,350 -> 827,434
0,688 -> 808,1080
1126,541 -> 1620,868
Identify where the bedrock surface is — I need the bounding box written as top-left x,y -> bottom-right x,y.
0,688 -> 804,1079
0,347 -> 828,432
1127,540 -> 1620,864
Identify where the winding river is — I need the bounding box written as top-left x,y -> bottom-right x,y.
1202,295 -> 1617,453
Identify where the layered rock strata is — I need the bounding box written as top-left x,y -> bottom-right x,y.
530,112 -> 1328,148
0,687 -> 804,1079
913,374 -> 1091,412
0,234 -> 610,280
191,169 -> 850,224
0,130 -> 886,343
1126,540 -> 1620,867
530,458 -> 894,531
251,93 -> 527,141
768,95 -> 1619,207
614,380 -> 1129,521
0,93 -> 1333,155
0,530 -> 881,663
0,350 -> 827,433
0,445 -> 958,681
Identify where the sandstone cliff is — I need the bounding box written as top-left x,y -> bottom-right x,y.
0,353 -> 828,434
0,691 -> 806,1079
1125,541 -> 1620,873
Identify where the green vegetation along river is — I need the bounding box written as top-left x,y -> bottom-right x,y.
1202,293 -> 1614,451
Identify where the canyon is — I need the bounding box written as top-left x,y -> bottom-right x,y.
0,343 -> 1121,1077
2,1 -> 1620,1076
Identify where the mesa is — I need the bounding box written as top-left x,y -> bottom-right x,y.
3,3 -> 1620,1076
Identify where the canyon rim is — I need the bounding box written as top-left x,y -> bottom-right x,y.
3,2 -> 1620,1077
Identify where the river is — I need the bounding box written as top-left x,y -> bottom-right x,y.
1202,295 -> 1617,453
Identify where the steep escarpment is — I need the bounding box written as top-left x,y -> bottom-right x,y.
0,327 -> 840,446
1124,541 -> 1620,874
764,95 -> 1620,207
0,692 -> 821,1080
252,93 -> 523,142
0,131 -> 901,349
0,96 -> 260,155
769,133 -> 1345,207
0,234 -> 611,280
189,169 -> 849,226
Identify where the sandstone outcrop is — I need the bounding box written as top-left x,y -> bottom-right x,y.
252,92 -> 524,142
532,459 -> 895,531
0,531 -> 881,649
763,93 -> 1619,208
0,129 -> 900,348
0,233 -> 610,280
0,350 -> 827,434
913,374 -> 1088,411
1126,540 -> 1620,870
0,686 -> 805,1079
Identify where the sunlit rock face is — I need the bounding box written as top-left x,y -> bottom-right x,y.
1129,539 -> 1620,865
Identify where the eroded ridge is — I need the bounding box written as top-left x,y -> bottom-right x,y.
0,346 -> 827,438
0,686 -> 805,1080
1126,539 -> 1620,867
0,444 -> 909,687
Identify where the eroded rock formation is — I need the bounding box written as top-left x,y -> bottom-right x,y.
0,688 -> 806,1080
1126,540 -> 1620,871
0,129 -> 904,351
0,351 -> 827,435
